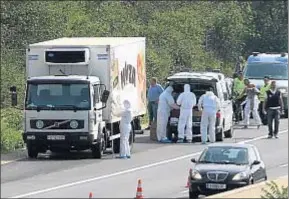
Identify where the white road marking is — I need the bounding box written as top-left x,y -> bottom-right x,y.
10,129 -> 288,198
279,163 -> 288,168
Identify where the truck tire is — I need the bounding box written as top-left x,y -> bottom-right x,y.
91,142 -> 102,159
27,144 -> 38,159
189,190 -> 199,199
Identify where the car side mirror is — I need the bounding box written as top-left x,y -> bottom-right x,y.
252,160 -> 260,165
10,86 -> 18,106
191,158 -> 196,163
101,90 -> 110,103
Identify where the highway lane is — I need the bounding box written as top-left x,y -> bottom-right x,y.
1,119 -> 288,198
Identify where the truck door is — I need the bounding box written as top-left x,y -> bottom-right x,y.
92,84 -> 103,125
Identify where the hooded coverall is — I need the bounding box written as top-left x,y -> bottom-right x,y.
243,87 -> 262,127
198,91 -> 220,144
176,84 -> 197,142
119,100 -> 133,158
156,86 -> 179,142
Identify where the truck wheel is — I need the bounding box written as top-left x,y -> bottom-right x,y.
27,144 -> 38,159
91,142 -> 102,159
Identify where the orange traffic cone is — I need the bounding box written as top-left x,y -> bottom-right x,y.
89,192 -> 93,198
186,168 -> 192,188
135,179 -> 143,198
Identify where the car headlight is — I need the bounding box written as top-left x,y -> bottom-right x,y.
190,169 -> 202,180
70,120 -> 78,129
232,172 -> 248,181
36,120 -> 44,129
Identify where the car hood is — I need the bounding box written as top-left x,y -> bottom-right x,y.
194,163 -> 248,173
248,79 -> 288,89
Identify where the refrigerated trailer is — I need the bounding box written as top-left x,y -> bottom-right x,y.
10,37 -> 147,159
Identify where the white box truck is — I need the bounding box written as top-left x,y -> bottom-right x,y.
10,37 -> 147,159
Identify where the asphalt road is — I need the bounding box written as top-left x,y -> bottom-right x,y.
1,119 -> 288,198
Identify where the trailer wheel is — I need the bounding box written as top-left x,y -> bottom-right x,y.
27,143 -> 38,159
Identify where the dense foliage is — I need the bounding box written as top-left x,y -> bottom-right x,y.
0,1 -> 287,152
261,181 -> 288,199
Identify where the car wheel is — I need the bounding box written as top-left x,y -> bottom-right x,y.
27,143 -> 39,159
189,190 -> 199,199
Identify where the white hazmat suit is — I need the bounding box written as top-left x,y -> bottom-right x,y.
118,100 -> 133,158
198,91 -> 220,144
157,86 -> 179,143
177,84 -> 197,143
242,87 -> 262,127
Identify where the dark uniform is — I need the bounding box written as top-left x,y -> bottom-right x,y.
264,89 -> 283,138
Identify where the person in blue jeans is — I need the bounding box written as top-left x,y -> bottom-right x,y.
147,77 -> 164,129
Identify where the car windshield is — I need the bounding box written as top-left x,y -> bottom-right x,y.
198,146 -> 249,165
244,62 -> 288,80
25,82 -> 91,110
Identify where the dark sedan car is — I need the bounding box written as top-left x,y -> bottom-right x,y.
188,143 -> 267,199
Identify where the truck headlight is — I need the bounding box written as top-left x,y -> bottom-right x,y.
36,120 -> 44,129
70,120 -> 78,129
190,169 -> 202,180
232,172 -> 248,181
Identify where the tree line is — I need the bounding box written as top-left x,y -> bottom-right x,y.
0,0 -> 287,151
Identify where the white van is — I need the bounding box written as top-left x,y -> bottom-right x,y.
166,72 -> 234,142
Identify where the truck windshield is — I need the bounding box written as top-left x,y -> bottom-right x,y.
244,62 -> 288,80
25,83 -> 91,110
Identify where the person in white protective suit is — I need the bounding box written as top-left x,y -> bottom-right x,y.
156,86 -> 179,143
198,88 -> 220,144
176,84 -> 197,143
241,79 -> 262,129
117,100 -> 133,159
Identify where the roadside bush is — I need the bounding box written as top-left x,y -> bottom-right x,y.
261,181 -> 288,199
0,108 -> 24,153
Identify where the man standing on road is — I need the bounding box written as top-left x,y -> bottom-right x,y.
263,81 -> 284,139
146,77 -> 164,129
258,76 -> 271,124
198,88 -> 220,144
232,71 -> 246,121
176,84 -> 197,143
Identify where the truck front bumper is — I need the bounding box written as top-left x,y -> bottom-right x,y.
23,131 -> 94,150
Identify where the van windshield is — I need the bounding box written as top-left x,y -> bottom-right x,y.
244,63 -> 288,80
25,83 -> 91,110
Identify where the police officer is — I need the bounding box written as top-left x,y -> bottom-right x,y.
262,81 -> 284,139
232,71 -> 246,121
258,76 -> 271,124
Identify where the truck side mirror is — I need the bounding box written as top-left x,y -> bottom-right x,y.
101,90 -> 110,103
10,86 -> 18,106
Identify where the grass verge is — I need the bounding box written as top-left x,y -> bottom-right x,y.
1,108 -> 24,153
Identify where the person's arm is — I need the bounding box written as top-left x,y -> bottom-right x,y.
158,85 -> 164,94
176,94 -> 183,106
192,93 -> 197,106
263,93 -> 267,114
279,93 -> 284,111
168,96 -> 179,109
198,95 -> 204,111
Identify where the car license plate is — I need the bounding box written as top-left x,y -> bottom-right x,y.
47,135 -> 65,140
206,183 -> 226,190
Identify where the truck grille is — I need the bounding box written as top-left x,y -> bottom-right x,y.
30,119 -> 84,129
207,171 -> 228,182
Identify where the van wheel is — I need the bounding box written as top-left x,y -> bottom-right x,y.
216,129 -> 223,142
91,142 -> 102,159
27,144 -> 38,159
